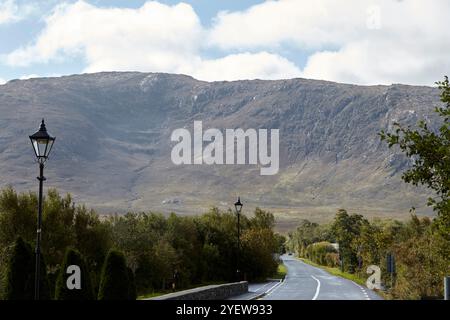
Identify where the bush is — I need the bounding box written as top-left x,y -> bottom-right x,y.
0,188 -> 282,297
325,252 -> 340,268
4,237 -> 50,300
4,237 -> 34,300
127,267 -> 137,300
241,228 -> 278,281
306,242 -> 338,267
34,253 -> 51,300
97,250 -> 130,300
55,248 -> 94,300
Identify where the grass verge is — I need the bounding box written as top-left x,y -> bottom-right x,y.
299,258 -> 390,299
273,263 -> 287,280
137,291 -> 168,299
299,258 -> 366,286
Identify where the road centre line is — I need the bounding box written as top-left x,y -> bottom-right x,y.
311,275 -> 321,300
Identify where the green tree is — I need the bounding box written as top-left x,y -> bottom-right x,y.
251,208 -> 275,229
274,233 -> 286,255
392,217 -> 450,299
55,248 -> 94,300
305,242 -> 339,267
241,228 -> 278,280
194,207 -> 247,282
166,213 -> 203,286
380,76 -> 450,235
330,210 -> 366,272
42,190 -> 76,267
4,237 -> 34,300
73,206 -> 111,293
0,187 -> 36,248
98,250 -> 130,300
152,239 -> 179,289
4,236 -> 50,300
127,267 -> 137,300
32,253 -> 52,300
287,220 -> 327,257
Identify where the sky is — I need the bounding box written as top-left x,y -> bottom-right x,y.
0,0 -> 449,86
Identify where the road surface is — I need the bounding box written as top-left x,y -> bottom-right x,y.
229,281 -> 281,300
261,254 -> 382,300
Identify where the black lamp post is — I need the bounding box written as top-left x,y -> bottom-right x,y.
234,197 -> 243,281
29,119 -> 55,300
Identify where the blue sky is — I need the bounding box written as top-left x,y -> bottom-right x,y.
0,0 -> 269,80
0,0 -> 449,85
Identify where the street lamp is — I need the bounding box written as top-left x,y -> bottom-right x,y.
234,197 -> 243,281
29,119 -> 55,300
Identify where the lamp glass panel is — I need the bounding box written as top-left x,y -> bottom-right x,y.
32,140 -> 39,157
38,139 -> 48,157
45,139 -> 55,158
33,138 -> 50,157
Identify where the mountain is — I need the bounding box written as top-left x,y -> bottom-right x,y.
0,72 -> 442,228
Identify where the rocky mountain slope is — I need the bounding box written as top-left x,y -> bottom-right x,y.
0,72 -> 442,226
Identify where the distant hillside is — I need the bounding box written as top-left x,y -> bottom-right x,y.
0,72 -> 442,227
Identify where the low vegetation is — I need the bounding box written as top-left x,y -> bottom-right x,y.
288,211 -> 450,299
0,188 -> 285,299
55,248 -> 95,300
0,77 -> 448,300
274,264 -> 287,280
299,258 -> 366,286
290,77 -> 450,300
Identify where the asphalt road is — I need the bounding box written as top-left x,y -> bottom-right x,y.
229,281 -> 281,300
262,255 -> 382,300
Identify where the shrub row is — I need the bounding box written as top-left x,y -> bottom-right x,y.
5,237 -> 136,300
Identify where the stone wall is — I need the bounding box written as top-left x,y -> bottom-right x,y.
148,281 -> 248,300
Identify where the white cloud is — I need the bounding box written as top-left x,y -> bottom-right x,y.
3,0 -> 450,84
0,0 -> 36,24
0,77 -> 6,84
209,0 -> 450,85
0,0 -> 19,24
19,74 -> 39,80
189,52 -> 301,81
5,1 -> 203,70
209,0 -> 366,50
4,1 -> 301,81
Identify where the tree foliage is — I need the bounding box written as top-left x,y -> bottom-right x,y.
0,187 -> 282,299
98,250 -> 130,300
380,76 -> 450,234
4,236 -> 50,300
4,237 -> 34,300
55,248 -> 94,300
127,267 -> 137,300
288,211 -> 450,299
330,210 -> 366,272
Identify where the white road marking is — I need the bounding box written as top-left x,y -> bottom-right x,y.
252,281 -> 274,293
351,281 -> 371,300
262,280 -> 284,297
311,275 -> 321,300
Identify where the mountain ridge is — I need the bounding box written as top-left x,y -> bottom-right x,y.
0,72 -> 441,228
